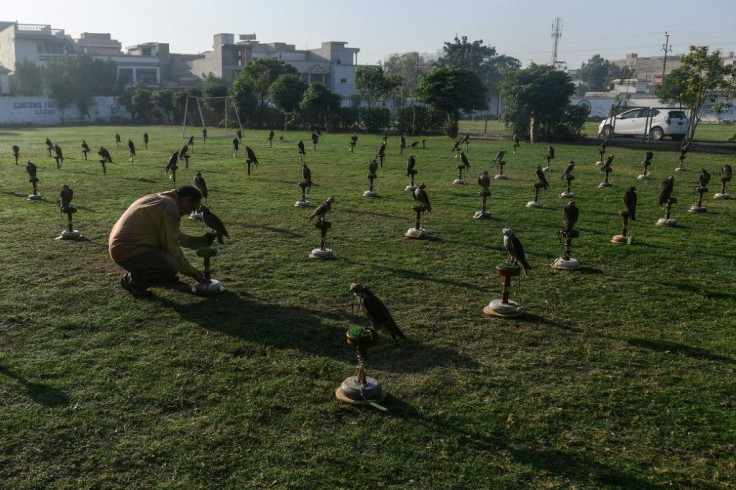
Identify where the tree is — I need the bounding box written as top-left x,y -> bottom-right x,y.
414,67 -> 487,137
655,67 -> 688,107
657,46 -> 735,144
579,55 -> 614,92
10,60 -> 44,96
151,89 -> 175,123
500,63 -> 578,142
354,65 -> 401,108
435,36 -> 520,105
299,83 -> 341,129
119,82 -> 153,122
42,60 -> 75,122
268,73 -> 307,130
383,52 -> 431,106
242,58 -> 299,123
229,75 -> 258,127
201,73 -> 229,97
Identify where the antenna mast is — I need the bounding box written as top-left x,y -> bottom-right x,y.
551,17 -> 563,67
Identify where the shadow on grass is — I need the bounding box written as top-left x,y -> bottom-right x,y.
153,291 -> 480,372
243,223 -> 305,239
341,257 -> 483,292
0,365 -> 69,407
386,396 -> 656,489
627,338 -> 736,365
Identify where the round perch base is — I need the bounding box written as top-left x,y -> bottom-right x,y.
188,211 -> 203,220
405,227 -> 428,239
494,174 -> 508,180
525,201 -> 544,208
335,376 -> 387,406
560,191 -> 575,198
362,190 -> 378,198
637,174 -> 651,181
543,166 -> 553,172
405,185 -> 417,192
452,179 -> 466,185
611,234 -> 630,245
294,199 -> 311,207
714,193 -> 731,200
56,230 -> 82,240
656,218 -> 677,227
192,279 -> 225,296
551,257 -> 581,270
309,248 -> 337,260
28,194 -> 44,201
595,160 -> 604,166
688,205 -> 707,213
483,299 -> 524,318
675,166 -> 686,172
598,182 -> 612,188
473,210 -> 492,220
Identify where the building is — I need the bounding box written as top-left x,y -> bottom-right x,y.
0,22 -> 75,69
190,34 -> 360,105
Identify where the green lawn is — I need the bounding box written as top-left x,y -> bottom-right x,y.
1,125 -> 734,488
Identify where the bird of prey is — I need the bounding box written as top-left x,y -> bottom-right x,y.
81,140 -> 90,159
601,155 -> 614,173
369,158 -> 378,175
598,140 -> 608,154
722,164 -> 733,183
406,155 -> 416,176
232,137 -> 239,155
459,150 -> 470,170
349,283 -> 407,344
643,151 -> 654,167
12,144 -> 20,164
237,129 -> 242,141
678,141 -> 691,168
512,134 -> 520,154
400,134 -> 406,148
128,140 -> 135,162
179,144 -> 189,160
562,200 -> 579,233
502,227 -> 531,276
202,127 -> 207,142
560,160 -> 575,181
298,140 -> 306,158
545,146 -> 555,164
495,150 -> 506,164
451,138 -> 461,153
301,162 -> 312,187
98,146 -> 113,163
699,168 -> 711,188
460,133 -> 470,148
413,183 -> 431,212
59,183 -> 73,210
306,195 -> 335,222
201,205 -> 229,244
623,186 -> 637,220
245,146 -> 259,167
311,132 -> 319,149
268,130 -> 274,145
410,141 -> 419,149
659,176 -> 675,205
165,151 -> 179,174
45,138 -> 54,156
478,170 -> 491,190
53,144 -> 64,168
26,160 -> 37,179
536,165 -> 550,190
115,132 -> 121,145
194,171 -> 208,199
351,134 -> 358,145
187,135 -> 195,148
143,132 -> 149,148
377,141 -> 386,157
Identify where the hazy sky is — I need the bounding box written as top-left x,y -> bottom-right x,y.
4,1 -> 735,69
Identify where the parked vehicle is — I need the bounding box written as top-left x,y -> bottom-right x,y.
598,108 -> 689,141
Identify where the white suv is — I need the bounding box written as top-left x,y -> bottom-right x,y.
598,108 -> 689,141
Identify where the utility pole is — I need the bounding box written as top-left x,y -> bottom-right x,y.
551,17 -> 563,68
661,32 -> 672,82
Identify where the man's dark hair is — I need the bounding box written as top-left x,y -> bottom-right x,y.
177,185 -> 202,202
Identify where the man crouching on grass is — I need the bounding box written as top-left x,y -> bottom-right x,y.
109,186 -> 215,298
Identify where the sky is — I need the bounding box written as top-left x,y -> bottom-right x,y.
4,0 -> 736,69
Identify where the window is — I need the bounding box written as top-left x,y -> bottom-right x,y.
340,78 -> 347,84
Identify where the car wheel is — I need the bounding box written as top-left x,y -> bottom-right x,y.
601,125 -> 613,138
650,127 -> 664,141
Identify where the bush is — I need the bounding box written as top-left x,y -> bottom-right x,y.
360,107 -> 392,133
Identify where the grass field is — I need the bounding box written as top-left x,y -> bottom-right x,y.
1,125 -> 735,488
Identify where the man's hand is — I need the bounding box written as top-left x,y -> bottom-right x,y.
192,270 -> 210,284
204,232 -> 218,246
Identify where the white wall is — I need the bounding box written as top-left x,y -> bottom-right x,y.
0,96 -> 130,124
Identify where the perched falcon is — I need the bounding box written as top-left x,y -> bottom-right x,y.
59,183 -> 74,210
535,165 -> 549,190
413,183 -> 431,212
562,200 -> 579,233
502,227 -> 531,276
201,205 -> 229,244
349,283 -> 407,344
406,155 -> 416,176
659,176 -> 675,206
193,171 -> 208,199
560,161 -> 575,181
623,187 -> 637,220
306,196 -> 335,222
478,171 -> 491,190
165,151 -> 179,174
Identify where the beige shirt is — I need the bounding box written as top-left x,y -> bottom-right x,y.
109,189 -> 199,277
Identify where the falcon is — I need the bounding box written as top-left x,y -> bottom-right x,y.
306,196 -> 335,222
128,140 -> 135,162
659,176 -> 675,206
535,165 -> 549,190
406,155 -> 416,176
722,164 -> 733,183
369,158 -> 378,175
59,183 -> 73,210
349,283 -> 407,345
562,200 -> 578,233
642,151 -> 654,167
459,150 -> 470,170
298,140 -> 306,157
245,146 -> 259,167
12,144 -> 20,164
512,134 -> 520,153
699,168 -> 711,188
201,205 -> 229,244
165,151 -> 179,174
601,155 -> 614,173
193,171 -> 208,199
478,171 -> 491,190
413,183 -> 431,212
301,163 -> 312,187
494,150 -> 506,164
623,187 -> 637,220
26,161 -> 37,179
502,227 -> 531,276
560,160 -> 575,181
81,140 -> 90,159
232,137 -> 239,155
545,146 -> 555,164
